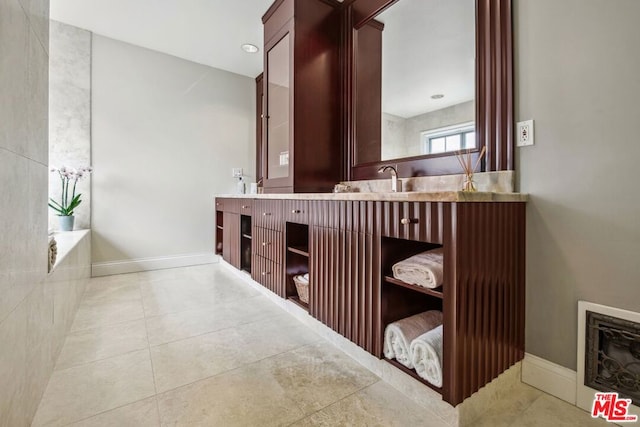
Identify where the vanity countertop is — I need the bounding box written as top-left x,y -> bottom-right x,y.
216,191 -> 528,202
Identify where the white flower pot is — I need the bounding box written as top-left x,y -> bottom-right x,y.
58,215 -> 75,231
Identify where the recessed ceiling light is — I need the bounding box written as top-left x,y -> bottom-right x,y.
241,44 -> 259,54
431,94 -> 445,99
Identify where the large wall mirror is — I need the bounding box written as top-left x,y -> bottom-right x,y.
349,0 -> 513,180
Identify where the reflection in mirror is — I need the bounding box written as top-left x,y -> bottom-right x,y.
267,34 -> 290,180
378,0 -> 475,161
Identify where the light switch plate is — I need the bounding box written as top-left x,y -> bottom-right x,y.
517,120 -> 534,147
232,168 -> 243,177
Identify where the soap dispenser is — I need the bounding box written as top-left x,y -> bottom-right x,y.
236,176 -> 246,194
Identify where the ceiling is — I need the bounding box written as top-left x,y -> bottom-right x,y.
50,0 -> 275,78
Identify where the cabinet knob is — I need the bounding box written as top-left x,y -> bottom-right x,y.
242,205 -> 249,209
291,209 -> 301,214
263,212 -> 272,216
262,271 -> 270,276
262,242 -> 271,246
401,218 -> 419,225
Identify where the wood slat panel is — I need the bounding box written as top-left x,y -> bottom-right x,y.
251,254 -> 284,297
253,227 -> 284,265
443,201 -> 526,405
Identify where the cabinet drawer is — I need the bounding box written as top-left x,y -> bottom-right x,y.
285,200 -> 309,224
379,202 -> 444,244
238,199 -> 253,215
254,200 -> 284,231
251,254 -> 284,297
253,227 -> 284,264
214,198 -> 225,212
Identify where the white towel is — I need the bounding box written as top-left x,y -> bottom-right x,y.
410,325 -> 444,388
383,311 -> 443,369
391,248 -> 444,289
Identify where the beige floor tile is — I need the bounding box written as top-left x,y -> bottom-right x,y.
145,295 -> 283,346
156,364 -> 305,426
70,297 -> 145,331
150,327 -> 253,393
68,397 -> 160,427
472,382 -> 544,427
150,311 -> 320,393
291,380 -> 447,427
140,277 -> 258,317
56,319 -> 149,370
258,343 -> 380,415
512,394 -> 610,427
233,313 -> 322,357
82,281 -> 141,305
32,349 -> 156,427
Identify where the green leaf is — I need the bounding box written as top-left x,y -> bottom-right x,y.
48,203 -> 63,215
49,198 -> 65,210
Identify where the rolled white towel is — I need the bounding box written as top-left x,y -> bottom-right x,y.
392,248 -> 443,289
383,311 -> 443,369
410,325 -> 444,388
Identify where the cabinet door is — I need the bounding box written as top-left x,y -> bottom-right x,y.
309,226 -> 381,356
223,212 -> 240,269
265,31 -> 292,185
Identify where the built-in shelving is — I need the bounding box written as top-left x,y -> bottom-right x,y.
287,245 -> 309,257
383,276 -> 443,299
240,215 -> 252,273
384,357 -> 442,394
285,222 -> 310,312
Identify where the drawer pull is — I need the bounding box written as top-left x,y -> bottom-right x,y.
262,271 -> 271,276
242,205 -> 250,209
401,218 -> 419,225
263,212 -> 272,216
262,242 -> 271,247
291,209 -> 302,214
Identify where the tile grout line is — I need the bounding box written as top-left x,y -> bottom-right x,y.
57,396 -> 157,427
285,379 -> 384,426
139,279 -> 164,426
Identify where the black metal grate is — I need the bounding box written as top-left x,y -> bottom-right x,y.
586,311 -> 640,406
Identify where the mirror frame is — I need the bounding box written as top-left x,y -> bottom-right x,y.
343,0 -> 514,180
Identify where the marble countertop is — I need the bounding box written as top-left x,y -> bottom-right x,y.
216,191 -> 528,202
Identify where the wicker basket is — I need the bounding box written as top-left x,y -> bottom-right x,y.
293,274 -> 310,304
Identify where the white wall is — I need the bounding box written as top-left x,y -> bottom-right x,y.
515,0 -> 640,370
91,35 -> 255,271
49,20 -> 92,230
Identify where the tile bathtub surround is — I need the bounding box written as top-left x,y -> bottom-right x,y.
34,264 -> 609,426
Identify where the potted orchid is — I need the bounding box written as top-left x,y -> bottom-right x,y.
49,166 -> 93,231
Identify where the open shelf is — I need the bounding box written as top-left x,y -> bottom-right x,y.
287,245 -> 309,257
384,358 -> 442,394
384,276 -> 443,299
288,296 -> 309,311
242,233 -> 252,240
217,225 -> 223,230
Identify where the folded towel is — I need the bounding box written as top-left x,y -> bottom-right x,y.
392,248 -> 444,289
383,310 -> 443,369
410,325 -> 444,387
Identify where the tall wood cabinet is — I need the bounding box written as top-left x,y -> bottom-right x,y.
260,0 -> 343,193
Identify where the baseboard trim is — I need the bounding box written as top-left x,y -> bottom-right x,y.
92,252 -> 219,276
521,352 -> 577,405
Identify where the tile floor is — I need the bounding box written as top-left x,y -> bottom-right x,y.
32,264 -> 609,426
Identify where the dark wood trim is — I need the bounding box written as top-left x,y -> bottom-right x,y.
477,0 -> 514,171
346,0 -> 514,180
351,0 -> 400,29
262,0 -> 342,23
255,73 -> 264,184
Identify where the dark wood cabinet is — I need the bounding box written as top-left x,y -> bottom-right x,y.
216,195 -> 526,407
261,0 -> 343,193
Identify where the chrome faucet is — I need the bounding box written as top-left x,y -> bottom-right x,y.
377,165 -> 402,192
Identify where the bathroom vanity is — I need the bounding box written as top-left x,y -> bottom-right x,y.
215,192 -> 526,406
